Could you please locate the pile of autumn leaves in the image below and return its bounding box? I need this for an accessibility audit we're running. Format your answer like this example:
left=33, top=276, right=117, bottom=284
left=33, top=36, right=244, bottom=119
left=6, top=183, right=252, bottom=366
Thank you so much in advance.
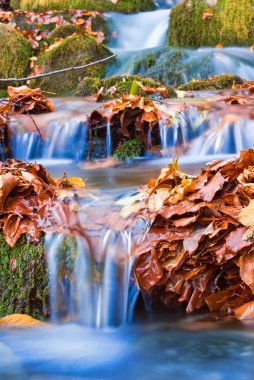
left=0, top=159, right=85, bottom=247
left=134, top=149, right=254, bottom=319
left=0, top=85, right=54, bottom=140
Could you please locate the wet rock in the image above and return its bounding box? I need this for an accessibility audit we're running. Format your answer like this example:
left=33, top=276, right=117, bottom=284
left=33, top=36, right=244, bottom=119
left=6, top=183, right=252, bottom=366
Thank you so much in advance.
left=169, top=0, right=254, bottom=48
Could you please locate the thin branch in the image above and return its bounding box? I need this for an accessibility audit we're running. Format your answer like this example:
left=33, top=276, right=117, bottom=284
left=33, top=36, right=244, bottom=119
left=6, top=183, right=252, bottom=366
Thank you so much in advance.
left=25, top=110, right=43, bottom=142
left=0, top=54, right=117, bottom=82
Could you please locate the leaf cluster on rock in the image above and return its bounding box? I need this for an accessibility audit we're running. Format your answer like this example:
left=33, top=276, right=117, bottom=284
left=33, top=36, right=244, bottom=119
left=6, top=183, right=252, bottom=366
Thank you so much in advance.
left=89, top=95, right=163, bottom=157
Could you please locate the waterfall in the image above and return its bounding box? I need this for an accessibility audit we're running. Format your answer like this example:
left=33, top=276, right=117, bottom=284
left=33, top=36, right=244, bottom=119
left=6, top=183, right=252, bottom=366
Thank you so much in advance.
left=159, top=105, right=208, bottom=157
left=188, top=119, right=254, bottom=156
left=10, top=118, right=88, bottom=161
left=106, top=9, right=170, bottom=51
left=106, top=119, right=112, bottom=158
left=45, top=228, right=138, bottom=328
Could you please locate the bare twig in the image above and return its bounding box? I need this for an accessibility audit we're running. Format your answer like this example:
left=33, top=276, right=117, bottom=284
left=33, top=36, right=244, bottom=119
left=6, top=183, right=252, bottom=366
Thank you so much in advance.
left=0, top=54, right=117, bottom=82
left=25, top=111, right=43, bottom=142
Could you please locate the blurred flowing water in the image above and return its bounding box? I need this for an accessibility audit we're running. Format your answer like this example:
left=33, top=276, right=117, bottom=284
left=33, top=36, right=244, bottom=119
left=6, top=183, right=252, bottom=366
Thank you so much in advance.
left=3, top=2, right=254, bottom=379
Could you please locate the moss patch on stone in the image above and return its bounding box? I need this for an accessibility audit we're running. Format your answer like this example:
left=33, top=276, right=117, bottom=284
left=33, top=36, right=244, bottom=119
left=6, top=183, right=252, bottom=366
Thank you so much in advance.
left=37, top=34, right=112, bottom=95
left=113, top=138, right=144, bottom=160
left=76, top=75, right=177, bottom=99
left=91, top=15, right=111, bottom=43
left=168, top=0, right=254, bottom=48
left=17, top=0, right=155, bottom=13
left=0, top=23, right=31, bottom=89
left=0, top=233, right=48, bottom=319
left=178, top=74, right=244, bottom=91
left=49, top=24, right=82, bottom=39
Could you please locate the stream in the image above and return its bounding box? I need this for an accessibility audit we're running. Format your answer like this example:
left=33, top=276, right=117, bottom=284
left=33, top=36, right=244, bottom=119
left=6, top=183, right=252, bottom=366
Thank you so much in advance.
left=2, top=1, right=254, bottom=379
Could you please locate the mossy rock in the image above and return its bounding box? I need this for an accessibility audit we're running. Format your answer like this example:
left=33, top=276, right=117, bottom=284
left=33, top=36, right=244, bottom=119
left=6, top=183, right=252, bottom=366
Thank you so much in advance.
left=49, top=24, right=82, bottom=39
left=0, top=23, right=31, bottom=89
left=169, top=0, right=254, bottom=48
left=76, top=75, right=177, bottom=99
left=133, top=48, right=185, bottom=87
left=113, top=139, right=144, bottom=160
left=91, top=15, right=111, bottom=43
left=178, top=74, right=244, bottom=91
left=10, top=0, right=21, bottom=8
left=15, top=0, right=155, bottom=13
left=0, top=233, right=48, bottom=319
left=49, top=16, right=110, bottom=41
left=37, top=34, right=113, bottom=95
left=0, top=232, right=84, bottom=320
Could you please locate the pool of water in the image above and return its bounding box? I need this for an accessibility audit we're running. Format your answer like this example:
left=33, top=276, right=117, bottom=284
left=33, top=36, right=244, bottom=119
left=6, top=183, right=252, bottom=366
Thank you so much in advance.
left=1, top=314, right=254, bottom=380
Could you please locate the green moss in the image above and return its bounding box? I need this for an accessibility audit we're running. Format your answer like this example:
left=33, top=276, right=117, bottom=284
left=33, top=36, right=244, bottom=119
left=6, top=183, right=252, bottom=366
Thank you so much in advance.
left=113, top=138, right=144, bottom=160
left=0, top=233, right=48, bottom=319
left=49, top=24, right=82, bottom=39
left=76, top=75, right=176, bottom=99
left=0, top=24, right=31, bottom=89
left=10, top=0, right=21, bottom=8
left=168, top=0, right=254, bottom=48
left=178, top=74, right=244, bottom=91
left=37, top=34, right=112, bottom=95
left=133, top=49, right=185, bottom=87
left=17, top=0, right=155, bottom=13
left=91, top=15, right=111, bottom=43
left=0, top=90, right=8, bottom=98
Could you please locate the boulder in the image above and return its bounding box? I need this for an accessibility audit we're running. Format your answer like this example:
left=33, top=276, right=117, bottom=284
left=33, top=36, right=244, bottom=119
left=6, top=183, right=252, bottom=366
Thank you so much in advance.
left=37, top=33, right=113, bottom=95
left=169, top=0, right=254, bottom=48
left=0, top=23, right=31, bottom=87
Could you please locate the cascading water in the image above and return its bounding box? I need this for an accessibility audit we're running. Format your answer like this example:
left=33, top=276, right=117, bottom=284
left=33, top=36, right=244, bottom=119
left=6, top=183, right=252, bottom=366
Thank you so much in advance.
left=188, top=117, right=254, bottom=156
left=159, top=105, right=208, bottom=157
left=10, top=118, right=89, bottom=161
left=105, top=7, right=171, bottom=76
left=106, top=119, right=112, bottom=158
left=45, top=226, right=138, bottom=328
left=106, top=9, right=170, bottom=51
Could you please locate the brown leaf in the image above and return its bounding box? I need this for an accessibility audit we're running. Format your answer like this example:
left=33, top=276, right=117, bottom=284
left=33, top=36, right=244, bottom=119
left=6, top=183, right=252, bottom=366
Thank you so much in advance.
left=239, top=251, right=254, bottom=293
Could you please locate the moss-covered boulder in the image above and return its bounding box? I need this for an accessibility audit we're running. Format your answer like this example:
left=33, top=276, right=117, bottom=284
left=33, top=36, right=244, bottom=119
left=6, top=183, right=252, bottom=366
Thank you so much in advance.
left=0, top=233, right=48, bottom=319
left=37, top=34, right=113, bottom=95
left=49, top=16, right=110, bottom=42
left=13, top=0, right=155, bottom=13
left=76, top=75, right=177, bottom=99
left=178, top=74, right=244, bottom=91
left=133, top=48, right=185, bottom=87
left=169, top=0, right=254, bottom=48
left=49, top=24, right=82, bottom=39
left=0, top=23, right=31, bottom=87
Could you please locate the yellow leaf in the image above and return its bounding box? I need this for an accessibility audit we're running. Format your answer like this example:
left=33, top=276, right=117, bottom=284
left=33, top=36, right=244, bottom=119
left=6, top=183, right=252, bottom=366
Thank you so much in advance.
left=68, top=177, right=86, bottom=188
left=0, top=314, right=47, bottom=327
